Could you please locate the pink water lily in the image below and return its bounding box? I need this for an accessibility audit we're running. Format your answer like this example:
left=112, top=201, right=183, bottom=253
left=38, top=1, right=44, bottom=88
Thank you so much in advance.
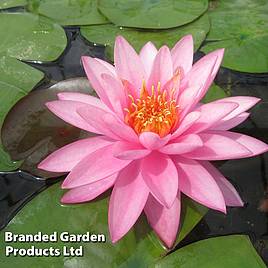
left=38, top=35, right=268, bottom=248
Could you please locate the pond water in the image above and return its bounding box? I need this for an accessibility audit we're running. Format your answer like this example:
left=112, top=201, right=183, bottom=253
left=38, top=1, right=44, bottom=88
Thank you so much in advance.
left=0, top=27, right=268, bottom=264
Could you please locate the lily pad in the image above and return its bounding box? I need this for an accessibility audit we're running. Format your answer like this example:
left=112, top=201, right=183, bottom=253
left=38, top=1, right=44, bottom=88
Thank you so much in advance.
left=1, top=78, right=95, bottom=178
left=201, top=0, right=268, bottom=73
left=0, top=182, right=207, bottom=267
left=154, top=235, right=266, bottom=268
left=81, top=14, right=210, bottom=60
left=27, top=0, right=108, bottom=26
left=0, top=12, right=67, bottom=62
left=0, top=0, right=26, bottom=9
left=0, top=54, right=44, bottom=171
left=98, top=0, right=208, bottom=29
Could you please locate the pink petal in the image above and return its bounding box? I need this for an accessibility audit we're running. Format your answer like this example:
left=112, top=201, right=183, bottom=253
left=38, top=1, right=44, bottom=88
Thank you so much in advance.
left=82, top=56, right=114, bottom=107
left=102, top=113, right=139, bottom=143
left=109, top=161, right=149, bottom=243
left=177, top=85, right=201, bottom=118
left=186, top=102, right=238, bottom=133
left=200, top=161, right=243, bottom=206
left=145, top=193, right=181, bottom=248
left=121, top=79, right=138, bottom=99
left=38, top=136, right=113, bottom=172
left=139, top=41, right=158, bottom=79
left=147, top=46, right=173, bottom=92
left=57, top=92, right=107, bottom=110
left=162, top=69, right=182, bottom=100
left=46, top=100, right=99, bottom=133
left=210, top=49, right=225, bottom=76
left=214, top=131, right=268, bottom=157
left=174, top=156, right=226, bottom=213
left=77, top=105, right=119, bottom=140
left=61, top=173, right=117, bottom=204
left=62, top=144, right=131, bottom=189
left=181, top=49, right=224, bottom=106
left=139, top=132, right=171, bottom=150
left=213, top=96, right=260, bottom=121
left=141, top=152, right=178, bottom=208
left=160, top=134, right=203, bottom=154
left=113, top=141, right=151, bottom=160
left=171, top=111, right=201, bottom=139
left=204, top=49, right=225, bottom=93
left=183, top=132, right=251, bottom=160
left=94, top=58, right=116, bottom=76
left=114, top=36, right=145, bottom=92
left=171, top=35, right=193, bottom=75
left=213, top=112, right=250, bottom=130
left=101, top=73, right=127, bottom=119
left=182, top=53, right=217, bottom=91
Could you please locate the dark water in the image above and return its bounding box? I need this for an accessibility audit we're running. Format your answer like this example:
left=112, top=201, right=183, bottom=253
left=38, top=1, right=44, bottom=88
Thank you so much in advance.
left=1, top=26, right=268, bottom=264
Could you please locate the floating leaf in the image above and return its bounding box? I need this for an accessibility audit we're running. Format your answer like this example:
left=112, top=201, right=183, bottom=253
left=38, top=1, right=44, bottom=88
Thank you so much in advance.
left=0, top=183, right=164, bottom=267
left=202, top=84, right=228, bottom=103
left=0, top=146, right=20, bottom=172
left=81, top=14, right=210, bottom=60
left=201, top=0, right=268, bottom=73
left=98, top=0, right=208, bottom=29
left=2, top=78, right=95, bottom=178
left=155, top=235, right=266, bottom=268
left=0, top=182, right=207, bottom=267
left=0, top=12, right=67, bottom=62
left=0, top=54, right=44, bottom=171
left=0, top=0, right=26, bottom=9
left=27, top=0, right=108, bottom=26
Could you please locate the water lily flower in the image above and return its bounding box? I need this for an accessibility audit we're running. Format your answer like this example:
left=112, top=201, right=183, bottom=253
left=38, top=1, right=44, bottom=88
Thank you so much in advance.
left=38, top=35, right=268, bottom=248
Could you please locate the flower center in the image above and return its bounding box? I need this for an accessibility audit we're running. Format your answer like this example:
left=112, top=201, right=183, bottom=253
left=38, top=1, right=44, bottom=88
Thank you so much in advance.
left=124, top=81, right=179, bottom=137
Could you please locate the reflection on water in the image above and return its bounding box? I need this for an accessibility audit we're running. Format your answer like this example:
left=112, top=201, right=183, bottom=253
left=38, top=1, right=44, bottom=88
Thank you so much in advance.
left=0, top=171, right=47, bottom=230
left=0, top=27, right=268, bottom=264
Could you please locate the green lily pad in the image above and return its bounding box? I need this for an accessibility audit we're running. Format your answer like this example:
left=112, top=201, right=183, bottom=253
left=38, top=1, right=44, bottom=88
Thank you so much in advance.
left=0, top=145, right=21, bottom=171
left=81, top=14, right=210, bottom=60
left=0, top=0, right=26, bottom=9
left=1, top=78, right=95, bottom=178
left=27, top=0, right=108, bottom=26
left=0, top=12, right=67, bottom=62
left=0, top=183, right=206, bottom=267
left=0, top=54, right=44, bottom=171
left=202, top=84, right=229, bottom=103
left=98, top=0, right=208, bottom=29
left=201, top=0, right=268, bottom=73
left=154, top=235, right=266, bottom=268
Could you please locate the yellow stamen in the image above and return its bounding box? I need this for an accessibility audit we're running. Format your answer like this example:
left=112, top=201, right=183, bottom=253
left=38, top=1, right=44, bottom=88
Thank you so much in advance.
left=124, top=82, right=179, bottom=137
